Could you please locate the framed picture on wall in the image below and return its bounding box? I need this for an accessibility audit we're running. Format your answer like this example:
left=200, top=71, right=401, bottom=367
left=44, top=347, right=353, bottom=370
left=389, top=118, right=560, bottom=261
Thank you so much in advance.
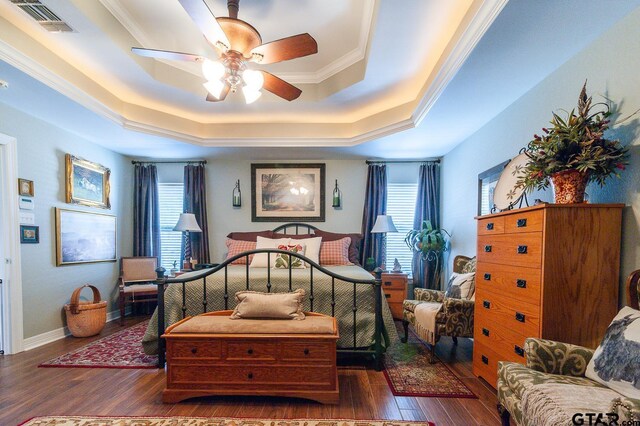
left=20, top=225, right=39, bottom=244
left=18, top=178, right=34, bottom=197
left=65, top=154, right=111, bottom=209
left=55, top=208, right=117, bottom=266
left=251, top=163, right=326, bottom=222
left=478, top=160, right=509, bottom=215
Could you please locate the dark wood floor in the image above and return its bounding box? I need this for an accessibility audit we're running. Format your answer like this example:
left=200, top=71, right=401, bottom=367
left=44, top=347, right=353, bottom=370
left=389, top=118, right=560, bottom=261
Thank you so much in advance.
left=0, top=317, right=502, bottom=425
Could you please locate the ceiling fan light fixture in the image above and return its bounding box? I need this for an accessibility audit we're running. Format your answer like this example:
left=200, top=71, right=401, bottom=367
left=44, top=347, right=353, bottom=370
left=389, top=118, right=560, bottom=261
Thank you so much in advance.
left=201, top=59, right=225, bottom=81
left=204, top=80, right=226, bottom=99
left=242, top=86, right=262, bottom=104
left=243, top=69, right=264, bottom=90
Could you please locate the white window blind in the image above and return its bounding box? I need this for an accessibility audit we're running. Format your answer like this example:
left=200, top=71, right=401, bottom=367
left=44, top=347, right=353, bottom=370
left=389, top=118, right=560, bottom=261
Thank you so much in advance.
left=385, top=183, right=418, bottom=276
left=158, top=183, right=184, bottom=271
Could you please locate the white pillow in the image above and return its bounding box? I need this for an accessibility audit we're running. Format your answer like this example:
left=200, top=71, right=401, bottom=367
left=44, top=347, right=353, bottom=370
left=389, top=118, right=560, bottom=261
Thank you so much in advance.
left=249, top=236, right=290, bottom=268
left=444, top=272, right=475, bottom=300
left=292, top=236, right=322, bottom=265
left=585, top=306, right=640, bottom=399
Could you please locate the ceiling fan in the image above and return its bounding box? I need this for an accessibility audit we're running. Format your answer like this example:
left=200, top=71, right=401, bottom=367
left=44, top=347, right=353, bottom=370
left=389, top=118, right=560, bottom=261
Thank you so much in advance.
left=131, top=0, right=318, bottom=104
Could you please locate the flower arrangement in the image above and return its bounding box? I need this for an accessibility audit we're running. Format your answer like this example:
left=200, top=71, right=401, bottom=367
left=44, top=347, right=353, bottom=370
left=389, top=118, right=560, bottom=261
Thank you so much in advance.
left=516, top=82, right=629, bottom=199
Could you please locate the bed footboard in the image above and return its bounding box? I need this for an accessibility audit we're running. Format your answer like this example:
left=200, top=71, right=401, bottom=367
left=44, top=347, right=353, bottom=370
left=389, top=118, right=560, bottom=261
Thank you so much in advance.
left=154, top=249, right=386, bottom=370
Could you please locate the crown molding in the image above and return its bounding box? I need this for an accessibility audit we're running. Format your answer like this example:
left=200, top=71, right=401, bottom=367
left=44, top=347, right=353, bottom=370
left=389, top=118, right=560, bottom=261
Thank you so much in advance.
left=100, top=0, right=377, bottom=85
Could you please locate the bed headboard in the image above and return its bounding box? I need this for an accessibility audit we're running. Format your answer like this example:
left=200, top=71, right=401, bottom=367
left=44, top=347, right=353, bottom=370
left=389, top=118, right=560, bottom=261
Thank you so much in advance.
left=272, top=223, right=320, bottom=235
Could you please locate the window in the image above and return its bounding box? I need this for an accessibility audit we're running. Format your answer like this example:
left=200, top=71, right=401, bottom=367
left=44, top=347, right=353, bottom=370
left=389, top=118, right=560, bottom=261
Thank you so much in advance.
left=385, top=183, right=418, bottom=276
left=158, top=183, right=183, bottom=271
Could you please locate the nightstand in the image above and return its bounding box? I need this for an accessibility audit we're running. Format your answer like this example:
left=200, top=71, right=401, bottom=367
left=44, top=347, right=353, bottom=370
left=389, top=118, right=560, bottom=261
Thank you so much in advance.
left=380, top=272, right=408, bottom=320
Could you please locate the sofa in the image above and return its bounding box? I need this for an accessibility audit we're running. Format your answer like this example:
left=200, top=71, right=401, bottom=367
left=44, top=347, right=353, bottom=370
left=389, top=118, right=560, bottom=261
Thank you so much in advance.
left=497, top=269, right=640, bottom=426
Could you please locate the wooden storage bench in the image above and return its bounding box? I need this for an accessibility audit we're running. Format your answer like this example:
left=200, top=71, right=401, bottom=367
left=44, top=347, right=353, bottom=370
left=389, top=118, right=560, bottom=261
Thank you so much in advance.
left=162, top=310, right=340, bottom=404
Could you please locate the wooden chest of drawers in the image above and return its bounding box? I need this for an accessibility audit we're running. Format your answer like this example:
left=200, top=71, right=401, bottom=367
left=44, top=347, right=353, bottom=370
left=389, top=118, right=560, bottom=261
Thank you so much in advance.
left=162, top=311, right=339, bottom=404
left=473, top=204, right=623, bottom=387
left=381, top=272, right=408, bottom=320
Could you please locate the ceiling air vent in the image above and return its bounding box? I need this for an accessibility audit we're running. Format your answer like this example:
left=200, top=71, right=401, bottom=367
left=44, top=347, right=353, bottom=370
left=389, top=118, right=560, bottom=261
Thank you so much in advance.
left=9, top=0, right=74, bottom=32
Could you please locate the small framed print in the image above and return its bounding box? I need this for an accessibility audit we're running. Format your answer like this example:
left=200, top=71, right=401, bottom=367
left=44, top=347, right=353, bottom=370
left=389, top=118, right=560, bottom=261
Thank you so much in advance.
left=18, top=178, right=34, bottom=197
left=20, top=225, right=39, bottom=244
left=65, top=154, right=111, bottom=209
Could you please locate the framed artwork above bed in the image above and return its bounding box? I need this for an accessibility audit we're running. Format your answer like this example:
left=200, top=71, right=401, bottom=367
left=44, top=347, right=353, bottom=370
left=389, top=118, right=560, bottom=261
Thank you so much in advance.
left=251, top=163, right=325, bottom=222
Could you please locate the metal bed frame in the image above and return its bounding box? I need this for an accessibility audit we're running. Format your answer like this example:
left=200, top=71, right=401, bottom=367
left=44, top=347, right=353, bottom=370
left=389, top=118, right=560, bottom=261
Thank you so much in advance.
left=153, top=223, right=384, bottom=370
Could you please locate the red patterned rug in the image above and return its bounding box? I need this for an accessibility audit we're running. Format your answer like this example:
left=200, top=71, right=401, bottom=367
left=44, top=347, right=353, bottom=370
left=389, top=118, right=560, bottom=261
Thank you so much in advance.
left=39, top=320, right=157, bottom=369
left=383, top=322, right=476, bottom=398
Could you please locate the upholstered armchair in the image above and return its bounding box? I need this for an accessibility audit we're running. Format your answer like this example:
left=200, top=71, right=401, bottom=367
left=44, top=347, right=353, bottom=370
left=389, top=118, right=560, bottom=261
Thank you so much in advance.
left=401, top=255, right=476, bottom=361
left=118, top=256, right=159, bottom=325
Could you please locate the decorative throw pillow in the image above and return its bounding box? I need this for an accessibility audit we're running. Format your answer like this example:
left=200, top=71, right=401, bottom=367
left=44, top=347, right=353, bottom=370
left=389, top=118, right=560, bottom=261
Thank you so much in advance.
left=319, top=237, right=353, bottom=266
left=274, top=243, right=306, bottom=269
left=585, top=306, right=640, bottom=399
left=314, top=230, right=363, bottom=265
left=249, top=237, right=291, bottom=268
left=288, top=236, right=322, bottom=265
left=225, top=239, right=256, bottom=265
left=226, top=230, right=274, bottom=241
left=444, top=272, right=475, bottom=299
left=230, top=289, right=306, bottom=320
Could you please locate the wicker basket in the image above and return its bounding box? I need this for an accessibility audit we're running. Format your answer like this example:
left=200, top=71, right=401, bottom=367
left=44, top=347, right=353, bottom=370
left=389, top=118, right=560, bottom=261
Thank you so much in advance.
left=64, top=285, right=107, bottom=337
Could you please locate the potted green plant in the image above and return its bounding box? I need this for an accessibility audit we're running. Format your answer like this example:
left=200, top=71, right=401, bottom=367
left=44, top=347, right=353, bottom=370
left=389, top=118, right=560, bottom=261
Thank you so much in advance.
left=405, top=220, right=451, bottom=288
left=516, top=82, right=629, bottom=203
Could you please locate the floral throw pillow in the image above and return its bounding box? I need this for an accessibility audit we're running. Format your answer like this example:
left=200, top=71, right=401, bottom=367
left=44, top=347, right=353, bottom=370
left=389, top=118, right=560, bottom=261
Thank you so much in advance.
left=274, top=243, right=306, bottom=269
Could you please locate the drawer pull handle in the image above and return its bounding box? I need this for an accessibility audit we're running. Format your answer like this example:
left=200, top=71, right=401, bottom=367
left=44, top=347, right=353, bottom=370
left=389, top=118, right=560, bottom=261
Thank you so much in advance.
left=514, top=345, right=525, bottom=357
left=517, top=245, right=528, bottom=254
left=483, top=300, right=491, bottom=309
left=191, top=347, right=197, bottom=354
left=516, top=279, right=527, bottom=288
left=384, top=281, right=392, bottom=286
left=484, top=273, right=491, bottom=281
left=247, top=372, right=253, bottom=379
left=517, top=218, right=527, bottom=228
left=247, top=348, right=254, bottom=355
left=515, top=312, right=526, bottom=322
left=484, top=245, right=492, bottom=253
left=486, top=223, right=494, bottom=230
left=481, top=355, right=488, bottom=365
left=304, top=348, right=310, bottom=355
left=482, top=328, right=490, bottom=337
left=385, top=294, right=391, bottom=299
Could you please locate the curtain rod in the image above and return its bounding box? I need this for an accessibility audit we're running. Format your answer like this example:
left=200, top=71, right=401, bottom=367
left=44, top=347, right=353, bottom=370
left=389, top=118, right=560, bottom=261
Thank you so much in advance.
left=365, top=159, right=440, bottom=164
left=131, top=160, right=207, bottom=165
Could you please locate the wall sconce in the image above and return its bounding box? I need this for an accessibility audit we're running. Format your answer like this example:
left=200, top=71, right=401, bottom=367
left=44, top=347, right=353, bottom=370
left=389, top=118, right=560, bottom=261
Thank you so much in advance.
left=332, top=179, right=342, bottom=208
left=232, top=179, right=241, bottom=207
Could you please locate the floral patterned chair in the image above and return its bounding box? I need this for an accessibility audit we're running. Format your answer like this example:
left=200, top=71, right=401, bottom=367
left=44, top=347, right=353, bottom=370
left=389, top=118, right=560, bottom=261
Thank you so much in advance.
left=401, top=255, right=476, bottom=361
left=497, top=269, right=640, bottom=426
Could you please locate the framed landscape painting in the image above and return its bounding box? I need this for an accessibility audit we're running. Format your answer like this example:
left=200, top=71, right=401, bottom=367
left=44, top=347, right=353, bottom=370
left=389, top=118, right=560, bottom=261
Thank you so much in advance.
left=55, top=208, right=117, bottom=266
left=251, top=163, right=325, bottom=222
left=65, top=154, right=111, bottom=209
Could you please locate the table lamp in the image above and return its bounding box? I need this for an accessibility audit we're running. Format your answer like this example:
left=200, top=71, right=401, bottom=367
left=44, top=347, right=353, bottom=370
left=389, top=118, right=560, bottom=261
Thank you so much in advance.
left=173, top=213, right=202, bottom=270
left=370, top=214, right=398, bottom=271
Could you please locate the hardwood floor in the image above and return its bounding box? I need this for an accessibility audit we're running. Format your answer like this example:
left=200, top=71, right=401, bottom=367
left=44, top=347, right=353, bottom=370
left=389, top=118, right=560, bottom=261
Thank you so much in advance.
left=0, top=317, right=501, bottom=425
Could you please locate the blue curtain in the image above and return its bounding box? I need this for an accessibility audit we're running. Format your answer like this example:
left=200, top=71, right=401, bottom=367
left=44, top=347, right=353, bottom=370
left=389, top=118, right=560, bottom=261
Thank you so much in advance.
left=360, top=164, right=387, bottom=266
left=133, top=164, right=161, bottom=264
left=183, top=164, right=210, bottom=264
left=412, top=162, right=441, bottom=289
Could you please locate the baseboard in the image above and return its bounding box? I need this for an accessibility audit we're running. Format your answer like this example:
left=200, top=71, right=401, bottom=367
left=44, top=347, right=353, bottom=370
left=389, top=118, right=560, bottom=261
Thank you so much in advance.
left=23, top=310, right=120, bottom=352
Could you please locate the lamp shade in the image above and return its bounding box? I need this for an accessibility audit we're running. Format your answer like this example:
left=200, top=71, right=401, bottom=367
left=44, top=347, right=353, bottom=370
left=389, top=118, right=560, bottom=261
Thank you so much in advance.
left=173, top=213, right=202, bottom=233
left=370, top=215, right=398, bottom=233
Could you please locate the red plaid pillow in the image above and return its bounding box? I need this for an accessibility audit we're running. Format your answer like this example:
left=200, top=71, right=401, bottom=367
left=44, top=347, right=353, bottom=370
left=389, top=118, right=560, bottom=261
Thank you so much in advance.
left=319, top=237, right=353, bottom=266
left=225, top=239, right=256, bottom=264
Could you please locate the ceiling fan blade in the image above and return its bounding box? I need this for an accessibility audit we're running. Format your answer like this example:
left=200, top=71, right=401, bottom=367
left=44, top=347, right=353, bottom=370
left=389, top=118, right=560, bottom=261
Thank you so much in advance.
left=131, top=47, right=203, bottom=62
left=261, top=71, right=302, bottom=101
left=250, top=33, right=317, bottom=64
left=178, top=0, right=231, bottom=51
left=205, top=84, right=231, bottom=102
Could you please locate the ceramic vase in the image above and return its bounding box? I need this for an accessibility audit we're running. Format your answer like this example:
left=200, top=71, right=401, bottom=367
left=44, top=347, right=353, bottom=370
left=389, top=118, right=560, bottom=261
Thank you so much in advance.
left=550, top=169, right=589, bottom=204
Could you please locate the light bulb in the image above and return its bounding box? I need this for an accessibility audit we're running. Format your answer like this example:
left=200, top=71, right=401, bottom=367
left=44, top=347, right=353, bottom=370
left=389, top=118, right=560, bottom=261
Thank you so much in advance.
left=201, top=59, right=225, bottom=81
left=204, top=80, right=225, bottom=99
left=243, top=69, right=264, bottom=90
left=242, top=86, right=262, bottom=104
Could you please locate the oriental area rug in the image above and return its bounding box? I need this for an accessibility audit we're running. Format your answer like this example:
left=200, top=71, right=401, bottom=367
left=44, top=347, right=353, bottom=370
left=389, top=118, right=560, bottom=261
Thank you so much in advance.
left=20, top=417, right=436, bottom=426
left=38, top=320, right=157, bottom=369
left=382, top=322, right=476, bottom=398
